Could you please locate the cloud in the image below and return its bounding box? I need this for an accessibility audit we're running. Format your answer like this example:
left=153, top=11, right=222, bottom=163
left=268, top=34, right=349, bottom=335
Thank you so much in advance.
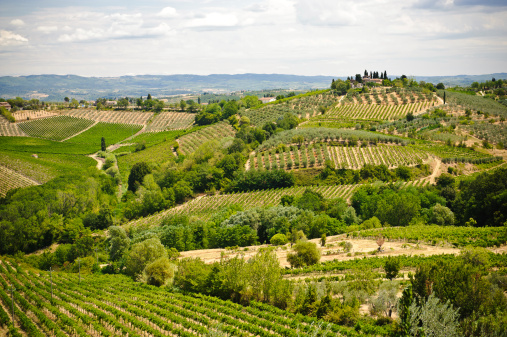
left=0, top=30, right=28, bottom=46
left=10, top=19, right=25, bottom=26
left=157, top=7, right=177, bottom=18
left=295, top=0, right=358, bottom=26
left=37, top=25, right=58, bottom=34
left=413, top=0, right=507, bottom=10
left=186, top=12, right=239, bottom=28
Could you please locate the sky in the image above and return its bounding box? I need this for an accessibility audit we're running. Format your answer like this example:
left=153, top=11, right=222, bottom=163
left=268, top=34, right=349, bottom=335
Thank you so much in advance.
left=0, top=0, right=506, bottom=77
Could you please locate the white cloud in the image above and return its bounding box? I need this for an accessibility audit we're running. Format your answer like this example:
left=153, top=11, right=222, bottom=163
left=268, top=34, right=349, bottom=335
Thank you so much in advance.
left=37, top=25, right=58, bottom=34
left=157, top=7, right=177, bottom=18
left=58, top=28, right=104, bottom=42
left=295, top=0, right=359, bottom=26
left=0, top=30, right=28, bottom=46
left=10, top=19, right=25, bottom=26
left=186, top=12, right=239, bottom=28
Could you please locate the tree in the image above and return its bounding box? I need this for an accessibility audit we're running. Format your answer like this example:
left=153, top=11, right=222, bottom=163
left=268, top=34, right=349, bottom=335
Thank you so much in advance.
left=408, top=294, right=460, bottom=337
left=270, top=233, right=288, bottom=246
left=125, top=237, right=167, bottom=278
left=109, top=226, right=130, bottom=261
left=287, top=241, right=320, bottom=268
left=117, top=98, right=129, bottom=110
left=64, top=97, right=70, bottom=102
left=436, top=83, right=445, bottom=90
left=127, top=162, right=151, bottom=192
left=429, top=203, right=455, bottom=226
left=180, top=100, right=187, bottom=111
left=147, top=93, right=152, bottom=100
left=142, top=257, right=175, bottom=287
left=101, top=137, right=106, bottom=151
left=384, top=256, right=400, bottom=280
left=406, top=112, right=414, bottom=121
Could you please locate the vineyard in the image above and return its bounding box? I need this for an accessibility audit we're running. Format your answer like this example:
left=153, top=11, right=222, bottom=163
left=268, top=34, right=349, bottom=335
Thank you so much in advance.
left=0, top=149, right=96, bottom=183
left=325, top=101, right=433, bottom=121
left=178, top=121, right=236, bottom=155
left=415, top=143, right=492, bottom=160
left=0, top=165, right=37, bottom=196
left=64, top=109, right=154, bottom=125
left=250, top=144, right=428, bottom=171
left=0, top=260, right=362, bottom=337
left=0, top=123, right=26, bottom=137
left=12, top=110, right=57, bottom=122
left=438, top=90, right=507, bottom=118
left=245, top=90, right=340, bottom=126
left=65, top=122, right=143, bottom=147
left=258, top=128, right=406, bottom=151
left=145, top=112, right=195, bottom=132
left=350, top=225, right=507, bottom=248
left=18, top=116, right=95, bottom=141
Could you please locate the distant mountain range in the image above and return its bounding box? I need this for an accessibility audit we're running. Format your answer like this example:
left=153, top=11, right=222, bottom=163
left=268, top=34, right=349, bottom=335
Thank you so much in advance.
left=0, top=73, right=505, bottom=101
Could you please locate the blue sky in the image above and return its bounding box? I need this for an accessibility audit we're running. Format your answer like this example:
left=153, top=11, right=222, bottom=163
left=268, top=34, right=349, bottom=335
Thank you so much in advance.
left=0, top=0, right=506, bottom=77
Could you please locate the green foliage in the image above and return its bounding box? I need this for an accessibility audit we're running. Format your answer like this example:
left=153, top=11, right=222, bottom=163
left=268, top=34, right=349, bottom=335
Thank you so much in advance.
left=124, top=237, right=168, bottom=279
left=127, top=162, right=151, bottom=192
left=109, top=226, right=131, bottom=261
left=142, top=257, right=175, bottom=287
left=383, top=257, right=401, bottom=280
left=270, top=233, right=288, bottom=246
left=287, top=241, right=321, bottom=268
left=228, top=169, right=295, bottom=192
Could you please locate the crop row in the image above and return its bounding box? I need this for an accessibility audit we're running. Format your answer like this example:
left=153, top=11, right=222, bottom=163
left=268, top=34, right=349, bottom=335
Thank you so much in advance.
left=245, top=91, right=340, bottom=126
left=145, top=112, right=195, bottom=132
left=0, top=165, right=37, bottom=196
left=64, top=109, right=154, bottom=125
left=251, top=144, right=427, bottom=171
left=126, top=184, right=361, bottom=228
left=0, top=124, right=26, bottom=137
left=350, top=225, right=507, bottom=248
left=0, top=260, right=362, bottom=337
left=65, top=122, right=143, bottom=148
left=18, top=116, right=95, bottom=141
left=13, top=110, right=57, bottom=122
left=178, top=121, right=235, bottom=155
left=327, top=101, right=434, bottom=121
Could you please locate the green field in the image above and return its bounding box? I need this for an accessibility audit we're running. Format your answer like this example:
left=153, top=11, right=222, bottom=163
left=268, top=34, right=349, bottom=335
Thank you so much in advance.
left=0, top=261, right=361, bottom=337
left=0, top=149, right=96, bottom=183
left=18, top=115, right=94, bottom=141
left=65, top=122, right=143, bottom=149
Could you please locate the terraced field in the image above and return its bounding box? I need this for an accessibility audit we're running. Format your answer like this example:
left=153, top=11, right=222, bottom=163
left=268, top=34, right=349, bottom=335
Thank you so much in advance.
left=178, top=121, right=236, bottom=155
left=12, top=110, right=57, bottom=122
left=145, top=111, right=195, bottom=132
left=325, top=101, right=434, bottom=120
left=0, top=165, right=37, bottom=196
left=0, top=260, right=361, bottom=337
left=251, top=144, right=428, bottom=170
left=18, top=115, right=95, bottom=141
left=64, top=109, right=153, bottom=125
left=0, top=123, right=26, bottom=137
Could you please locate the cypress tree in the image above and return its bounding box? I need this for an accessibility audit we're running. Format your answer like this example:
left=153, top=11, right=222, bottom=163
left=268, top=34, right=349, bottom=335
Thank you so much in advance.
left=101, top=137, right=106, bottom=151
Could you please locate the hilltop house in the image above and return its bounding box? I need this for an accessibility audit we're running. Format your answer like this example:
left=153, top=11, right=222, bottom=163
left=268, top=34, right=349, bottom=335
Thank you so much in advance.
left=362, top=76, right=383, bottom=85
left=0, top=102, right=11, bottom=110
left=260, top=97, right=276, bottom=104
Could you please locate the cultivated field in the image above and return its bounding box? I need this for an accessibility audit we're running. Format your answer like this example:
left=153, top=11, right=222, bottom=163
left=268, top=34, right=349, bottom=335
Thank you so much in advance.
left=12, top=110, right=57, bottom=122
left=64, top=109, right=153, bottom=125
left=145, top=111, right=195, bottom=132
left=0, top=165, right=37, bottom=196
left=0, top=260, right=358, bottom=337
left=18, top=116, right=95, bottom=141
left=250, top=144, right=428, bottom=170
left=326, top=101, right=433, bottom=120
left=178, top=121, right=236, bottom=155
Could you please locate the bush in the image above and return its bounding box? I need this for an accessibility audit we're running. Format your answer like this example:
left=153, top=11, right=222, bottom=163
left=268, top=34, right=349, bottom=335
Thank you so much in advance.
left=141, top=257, right=175, bottom=287
left=270, top=233, right=288, bottom=246
left=287, top=241, right=320, bottom=268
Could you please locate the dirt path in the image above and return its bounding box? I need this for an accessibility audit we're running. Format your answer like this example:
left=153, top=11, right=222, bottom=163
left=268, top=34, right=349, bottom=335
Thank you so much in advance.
left=179, top=235, right=462, bottom=269
left=60, top=121, right=98, bottom=142
left=88, top=153, right=105, bottom=170
left=429, top=156, right=442, bottom=185
left=107, top=143, right=134, bottom=152
left=244, top=150, right=256, bottom=170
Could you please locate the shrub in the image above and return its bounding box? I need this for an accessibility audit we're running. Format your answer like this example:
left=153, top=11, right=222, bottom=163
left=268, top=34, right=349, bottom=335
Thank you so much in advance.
left=287, top=241, right=320, bottom=268
left=270, top=233, right=288, bottom=246
left=141, top=257, right=175, bottom=287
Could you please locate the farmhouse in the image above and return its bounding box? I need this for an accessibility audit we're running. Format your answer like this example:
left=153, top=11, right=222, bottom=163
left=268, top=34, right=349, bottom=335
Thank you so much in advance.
left=260, top=97, right=276, bottom=104
left=105, top=100, right=117, bottom=106
left=362, top=76, right=383, bottom=85
left=0, top=102, right=11, bottom=110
